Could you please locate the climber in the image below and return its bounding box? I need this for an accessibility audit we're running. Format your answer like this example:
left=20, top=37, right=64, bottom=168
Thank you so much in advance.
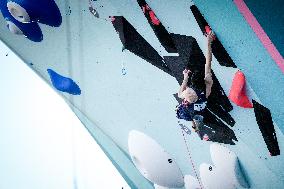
left=177, top=31, right=215, bottom=130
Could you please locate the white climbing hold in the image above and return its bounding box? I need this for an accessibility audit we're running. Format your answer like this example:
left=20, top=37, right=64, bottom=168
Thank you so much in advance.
left=184, top=175, right=202, bottom=189
left=154, top=184, right=170, bottom=189
left=6, top=21, right=23, bottom=35
left=210, top=144, right=249, bottom=188
left=7, top=1, right=31, bottom=23
left=200, top=144, right=249, bottom=189
left=128, top=130, right=184, bottom=188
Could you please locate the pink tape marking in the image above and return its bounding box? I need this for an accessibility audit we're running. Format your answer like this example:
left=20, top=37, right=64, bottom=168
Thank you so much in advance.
left=234, top=0, right=284, bottom=73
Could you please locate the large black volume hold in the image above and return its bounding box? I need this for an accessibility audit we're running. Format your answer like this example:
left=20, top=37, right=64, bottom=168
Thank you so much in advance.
left=137, top=0, right=177, bottom=53
left=112, top=16, right=171, bottom=75
left=253, top=100, right=280, bottom=156
left=190, top=5, right=237, bottom=68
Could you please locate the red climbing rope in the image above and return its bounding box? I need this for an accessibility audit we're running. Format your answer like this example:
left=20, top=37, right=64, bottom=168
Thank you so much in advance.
left=181, top=129, right=204, bottom=189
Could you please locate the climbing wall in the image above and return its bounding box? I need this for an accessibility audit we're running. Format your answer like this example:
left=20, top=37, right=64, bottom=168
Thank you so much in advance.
left=0, top=0, right=284, bottom=189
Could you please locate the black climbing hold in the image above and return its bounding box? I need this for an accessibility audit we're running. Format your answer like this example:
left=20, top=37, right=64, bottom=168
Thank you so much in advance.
left=252, top=100, right=280, bottom=156
left=209, top=166, right=212, bottom=171
left=190, top=5, right=208, bottom=34
left=190, top=5, right=237, bottom=68
left=191, top=108, right=238, bottom=145
left=207, top=100, right=235, bottom=127
left=168, top=159, right=173, bottom=163
left=170, top=34, right=205, bottom=72
left=112, top=16, right=171, bottom=75
left=137, top=0, right=177, bottom=53
left=164, top=56, right=188, bottom=85
left=208, top=72, right=233, bottom=113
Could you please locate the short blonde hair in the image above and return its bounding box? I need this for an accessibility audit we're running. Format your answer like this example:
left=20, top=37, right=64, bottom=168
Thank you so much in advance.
left=184, top=87, right=198, bottom=103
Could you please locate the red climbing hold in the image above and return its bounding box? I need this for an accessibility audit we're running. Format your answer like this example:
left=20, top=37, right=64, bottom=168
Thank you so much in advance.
left=149, top=10, right=160, bottom=25
left=205, top=25, right=211, bottom=35
left=141, top=4, right=160, bottom=25
left=109, top=16, right=115, bottom=22
left=142, top=6, right=146, bottom=13
left=205, top=25, right=216, bottom=40
left=229, top=70, right=253, bottom=108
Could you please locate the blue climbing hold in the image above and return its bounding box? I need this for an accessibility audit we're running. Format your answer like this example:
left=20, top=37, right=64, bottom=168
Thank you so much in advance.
left=47, top=69, right=81, bottom=95
left=6, top=0, right=62, bottom=27
left=0, top=0, right=43, bottom=42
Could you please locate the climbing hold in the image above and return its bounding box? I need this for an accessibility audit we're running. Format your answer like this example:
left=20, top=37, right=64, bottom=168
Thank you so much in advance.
left=137, top=0, right=177, bottom=53
left=149, top=10, right=160, bottom=25
left=121, top=62, right=127, bottom=75
left=112, top=16, right=170, bottom=74
left=200, top=144, right=249, bottom=189
left=252, top=100, right=280, bottom=156
left=190, top=5, right=237, bottom=68
left=228, top=70, right=253, bottom=108
left=154, top=184, right=169, bottom=189
left=204, top=25, right=216, bottom=40
left=47, top=69, right=81, bottom=95
left=7, top=0, right=62, bottom=27
left=109, top=16, right=115, bottom=22
left=7, top=1, right=30, bottom=23
left=0, top=1, right=43, bottom=42
left=184, top=175, right=201, bottom=189
left=6, top=21, right=23, bottom=35
left=205, top=26, right=211, bottom=35
left=121, top=68, right=127, bottom=75
left=128, top=130, right=184, bottom=188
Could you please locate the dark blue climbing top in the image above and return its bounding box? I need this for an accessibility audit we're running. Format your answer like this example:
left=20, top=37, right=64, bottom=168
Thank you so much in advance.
left=176, top=90, right=207, bottom=121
